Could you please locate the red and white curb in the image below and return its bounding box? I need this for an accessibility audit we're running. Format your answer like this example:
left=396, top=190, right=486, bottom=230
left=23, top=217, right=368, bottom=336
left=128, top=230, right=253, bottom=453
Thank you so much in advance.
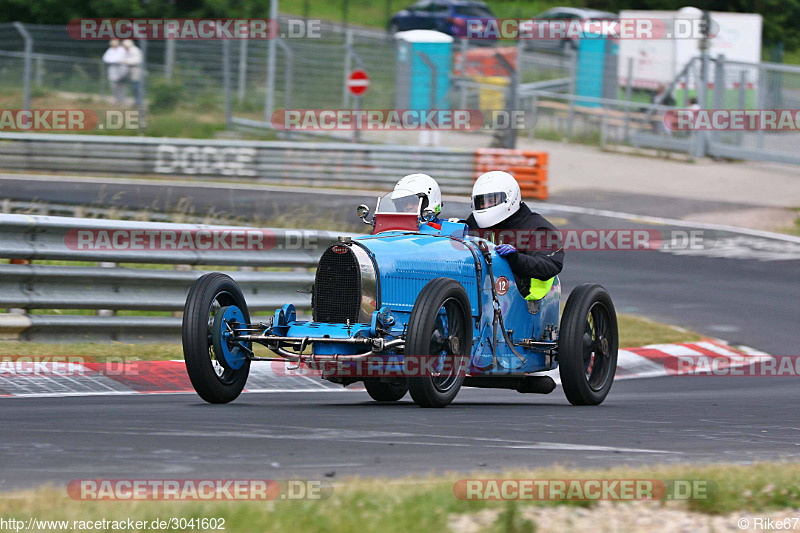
left=0, top=340, right=772, bottom=398
left=550, top=339, right=771, bottom=383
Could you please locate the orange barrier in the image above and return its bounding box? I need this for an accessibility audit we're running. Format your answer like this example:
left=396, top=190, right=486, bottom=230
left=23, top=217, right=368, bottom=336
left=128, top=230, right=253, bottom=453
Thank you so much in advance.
left=474, top=149, right=548, bottom=200
left=453, top=46, right=518, bottom=77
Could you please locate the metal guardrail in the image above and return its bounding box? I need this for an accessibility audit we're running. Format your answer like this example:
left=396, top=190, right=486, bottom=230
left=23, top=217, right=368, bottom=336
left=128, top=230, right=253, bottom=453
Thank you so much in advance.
left=0, top=133, right=479, bottom=195
left=0, top=214, right=349, bottom=343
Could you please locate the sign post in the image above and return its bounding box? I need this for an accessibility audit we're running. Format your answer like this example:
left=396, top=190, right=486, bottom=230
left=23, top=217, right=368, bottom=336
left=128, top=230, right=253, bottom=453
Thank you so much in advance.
left=346, top=69, right=370, bottom=142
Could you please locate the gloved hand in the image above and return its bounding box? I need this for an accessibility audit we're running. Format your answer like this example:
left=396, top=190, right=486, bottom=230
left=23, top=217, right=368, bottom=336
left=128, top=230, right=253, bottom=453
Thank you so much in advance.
left=495, top=244, right=517, bottom=256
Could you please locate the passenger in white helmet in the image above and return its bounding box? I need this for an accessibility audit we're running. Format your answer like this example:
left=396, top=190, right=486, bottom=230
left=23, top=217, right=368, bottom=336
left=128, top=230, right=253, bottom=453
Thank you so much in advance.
left=467, top=171, right=564, bottom=299
left=390, top=173, right=444, bottom=226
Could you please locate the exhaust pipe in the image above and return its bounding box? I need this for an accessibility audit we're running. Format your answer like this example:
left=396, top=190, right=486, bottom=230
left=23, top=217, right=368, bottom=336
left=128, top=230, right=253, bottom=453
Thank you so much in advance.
left=463, top=375, right=556, bottom=394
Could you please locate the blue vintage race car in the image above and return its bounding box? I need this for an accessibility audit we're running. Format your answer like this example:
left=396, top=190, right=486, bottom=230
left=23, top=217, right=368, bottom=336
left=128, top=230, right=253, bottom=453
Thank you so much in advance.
left=182, top=193, right=618, bottom=408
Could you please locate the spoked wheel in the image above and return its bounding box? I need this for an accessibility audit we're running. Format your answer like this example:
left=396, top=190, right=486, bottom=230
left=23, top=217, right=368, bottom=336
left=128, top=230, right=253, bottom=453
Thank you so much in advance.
left=406, top=278, right=473, bottom=408
left=558, top=284, right=618, bottom=406
left=182, top=273, right=252, bottom=404
left=364, top=378, right=408, bottom=402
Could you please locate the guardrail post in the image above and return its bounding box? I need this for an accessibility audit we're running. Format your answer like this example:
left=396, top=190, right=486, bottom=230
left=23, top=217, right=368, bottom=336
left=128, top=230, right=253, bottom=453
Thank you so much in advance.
left=223, top=38, right=232, bottom=130
left=342, top=29, right=353, bottom=108
left=97, top=262, right=118, bottom=317
left=623, top=57, right=633, bottom=143
left=275, top=39, right=294, bottom=110
left=737, top=70, right=747, bottom=147
left=489, top=51, right=518, bottom=149
left=99, top=61, right=107, bottom=95
left=13, top=22, right=32, bottom=110
left=35, top=54, right=43, bottom=86
left=691, top=59, right=704, bottom=159
left=8, top=258, right=30, bottom=315
left=264, top=0, right=278, bottom=122
left=710, top=55, right=726, bottom=155
left=567, top=49, right=577, bottom=140
left=138, top=39, right=147, bottom=132
left=756, top=63, right=766, bottom=150
left=600, top=107, right=608, bottom=149
left=165, top=38, right=175, bottom=82
left=237, top=39, right=248, bottom=103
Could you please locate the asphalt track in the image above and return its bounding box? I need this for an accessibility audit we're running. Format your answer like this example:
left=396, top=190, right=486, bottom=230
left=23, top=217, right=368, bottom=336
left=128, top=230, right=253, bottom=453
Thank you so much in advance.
left=2, top=377, right=799, bottom=491
left=1, top=173, right=799, bottom=490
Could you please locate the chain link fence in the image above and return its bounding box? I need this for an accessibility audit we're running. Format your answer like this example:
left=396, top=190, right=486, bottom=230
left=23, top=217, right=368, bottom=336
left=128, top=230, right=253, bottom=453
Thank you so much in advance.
left=2, top=21, right=800, bottom=163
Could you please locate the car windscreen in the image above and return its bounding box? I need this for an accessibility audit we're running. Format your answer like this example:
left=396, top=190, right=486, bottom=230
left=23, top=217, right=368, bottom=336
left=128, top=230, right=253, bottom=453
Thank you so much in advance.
left=376, top=192, right=422, bottom=215
left=454, top=4, right=494, bottom=17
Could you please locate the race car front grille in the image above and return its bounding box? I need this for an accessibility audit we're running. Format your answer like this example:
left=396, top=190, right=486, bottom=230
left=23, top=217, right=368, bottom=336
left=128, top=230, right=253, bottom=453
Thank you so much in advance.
left=313, top=245, right=362, bottom=324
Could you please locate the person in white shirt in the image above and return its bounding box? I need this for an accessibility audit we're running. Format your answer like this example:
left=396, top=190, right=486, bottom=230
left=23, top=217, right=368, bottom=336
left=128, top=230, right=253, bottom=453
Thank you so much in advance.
left=102, top=39, right=127, bottom=105
left=122, top=39, right=143, bottom=108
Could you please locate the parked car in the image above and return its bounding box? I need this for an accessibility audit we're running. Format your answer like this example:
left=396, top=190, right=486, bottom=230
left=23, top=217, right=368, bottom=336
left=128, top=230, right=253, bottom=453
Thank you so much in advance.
left=526, top=7, right=618, bottom=52
left=388, top=0, right=496, bottom=39
left=182, top=194, right=619, bottom=408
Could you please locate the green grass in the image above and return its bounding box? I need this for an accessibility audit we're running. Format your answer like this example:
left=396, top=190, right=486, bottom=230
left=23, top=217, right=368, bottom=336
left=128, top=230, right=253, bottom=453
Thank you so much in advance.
left=618, top=314, right=701, bottom=347
left=781, top=209, right=800, bottom=235
left=0, top=341, right=183, bottom=361
left=784, top=48, right=800, bottom=65
left=2, top=462, right=800, bottom=532
left=531, top=127, right=603, bottom=147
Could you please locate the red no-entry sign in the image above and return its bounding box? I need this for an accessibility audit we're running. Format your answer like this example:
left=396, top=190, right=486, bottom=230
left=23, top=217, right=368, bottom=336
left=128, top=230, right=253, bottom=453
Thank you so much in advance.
left=346, top=69, right=370, bottom=96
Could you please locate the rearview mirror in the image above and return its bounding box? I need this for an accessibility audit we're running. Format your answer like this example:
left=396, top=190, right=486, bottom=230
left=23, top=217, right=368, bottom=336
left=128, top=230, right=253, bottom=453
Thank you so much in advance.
left=421, top=208, right=436, bottom=223
left=356, top=204, right=372, bottom=225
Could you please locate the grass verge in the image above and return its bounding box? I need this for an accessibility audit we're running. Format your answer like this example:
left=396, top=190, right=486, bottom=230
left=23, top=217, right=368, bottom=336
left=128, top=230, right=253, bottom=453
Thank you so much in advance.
left=0, top=313, right=701, bottom=362
left=780, top=209, right=800, bottom=236
left=1, top=462, right=800, bottom=533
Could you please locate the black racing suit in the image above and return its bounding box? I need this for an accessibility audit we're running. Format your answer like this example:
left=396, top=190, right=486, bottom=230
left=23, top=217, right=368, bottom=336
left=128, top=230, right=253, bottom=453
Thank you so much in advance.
left=466, top=202, right=564, bottom=298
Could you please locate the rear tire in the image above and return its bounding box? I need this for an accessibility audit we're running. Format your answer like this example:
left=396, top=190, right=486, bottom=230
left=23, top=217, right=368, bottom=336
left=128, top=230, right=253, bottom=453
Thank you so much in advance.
left=364, top=378, right=408, bottom=402
left=558, top=284, right=618, bottom=406
left=182, top=273, right=251, bottom=404
left=406, top=278, right=473, bottom=408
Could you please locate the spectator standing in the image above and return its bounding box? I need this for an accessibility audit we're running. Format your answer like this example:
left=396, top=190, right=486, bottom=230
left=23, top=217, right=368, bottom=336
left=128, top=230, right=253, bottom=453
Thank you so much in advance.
left=102, top=39, right=127, bottom=105
left=122, top=39, right=143, bottom=109
left=653, top=84, right=675, bottom=107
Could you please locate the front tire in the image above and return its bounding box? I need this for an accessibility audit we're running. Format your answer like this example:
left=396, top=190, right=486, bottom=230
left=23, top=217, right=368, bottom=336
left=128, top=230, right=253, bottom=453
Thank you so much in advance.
left=558, top=284, right=618, bottom=405
left=406, top=278, right=473, bottom=408
left=182, top=273, right=251, bottom=404
left=364, top=378, right=408, bottom=402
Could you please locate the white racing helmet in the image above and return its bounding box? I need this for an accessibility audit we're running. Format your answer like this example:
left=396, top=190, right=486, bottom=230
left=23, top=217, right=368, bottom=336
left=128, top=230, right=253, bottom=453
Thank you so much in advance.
left=471, top=171, right=521, bottom=228
left=390, top=173, right=443, bottom=214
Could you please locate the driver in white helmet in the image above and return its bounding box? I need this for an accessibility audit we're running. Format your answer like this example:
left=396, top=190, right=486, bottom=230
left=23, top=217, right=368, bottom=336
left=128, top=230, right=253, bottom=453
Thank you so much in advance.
left=390, top=173, right=444, bottom=227
left=467, top=171, right=564, bottom=299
